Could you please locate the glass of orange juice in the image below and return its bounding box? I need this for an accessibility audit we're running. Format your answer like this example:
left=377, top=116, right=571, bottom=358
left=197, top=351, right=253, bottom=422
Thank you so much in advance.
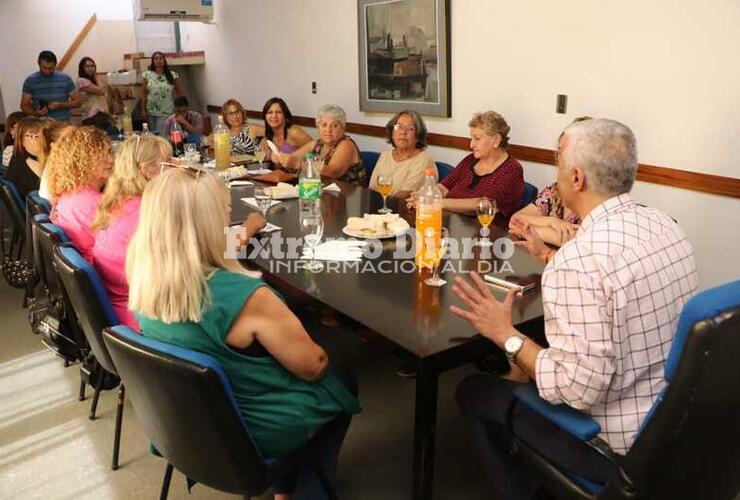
left=377, top=174, right=393, bottom=214
left=476, top=197, right=496, bottom=247
left=424, top=231, right=449, bottom=287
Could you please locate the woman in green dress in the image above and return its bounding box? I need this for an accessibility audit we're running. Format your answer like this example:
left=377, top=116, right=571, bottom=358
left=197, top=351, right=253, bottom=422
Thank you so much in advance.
left=126, top=167, right=360, bottom=499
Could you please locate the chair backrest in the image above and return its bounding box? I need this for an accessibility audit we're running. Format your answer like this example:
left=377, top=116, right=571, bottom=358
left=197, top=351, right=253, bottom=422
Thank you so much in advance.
left=521, top=182, right=538, bottom=208
left=615, top=281, right=740, bottom=500
left=435, top=161, right=454, bottom=181
left=31, top=214, right=69, bottom=297
left=103, top=326, right=271, bottom=495
left=0, top=177, right=25, bottom=232
left=27, top=190, right=51, bottom=217
left=53, top=245, right=119, bottom=375
left=360, top=151, right=380, bottom=181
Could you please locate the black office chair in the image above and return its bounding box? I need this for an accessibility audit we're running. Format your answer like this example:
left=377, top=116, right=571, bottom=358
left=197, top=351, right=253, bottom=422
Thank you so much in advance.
left=30, top=214, right=88, bottom=370
left=24, top=191, right=51, bottom=307
left=103, top=325, right=339, bottom=499
left=521, top=182, right=538, bottom=208
left=0, top=178, right=32, bottom=292
left=505, top=280, right=740, bottom=499
left=53, top=244, right=126, bottom=470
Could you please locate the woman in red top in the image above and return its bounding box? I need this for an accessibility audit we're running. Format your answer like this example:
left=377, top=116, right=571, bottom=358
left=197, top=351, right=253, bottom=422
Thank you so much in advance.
left=408, top=111, right=524, bottom=217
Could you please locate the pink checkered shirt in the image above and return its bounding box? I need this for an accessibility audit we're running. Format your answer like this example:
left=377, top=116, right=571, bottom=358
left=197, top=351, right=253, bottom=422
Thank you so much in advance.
left=535, top=193, right=698, bottom=454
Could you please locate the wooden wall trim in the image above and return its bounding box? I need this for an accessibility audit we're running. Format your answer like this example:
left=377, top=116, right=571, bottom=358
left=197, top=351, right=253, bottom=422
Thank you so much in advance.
left=207, top=105, right=740, bottom=199
left=58, top=14, right=97, bottom=71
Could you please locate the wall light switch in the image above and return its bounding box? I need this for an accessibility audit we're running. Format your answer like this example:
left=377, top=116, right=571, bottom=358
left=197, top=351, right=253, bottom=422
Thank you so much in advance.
left=556, top=94, right=568, bottom=114
left=312, top=81, right=317, bottom=94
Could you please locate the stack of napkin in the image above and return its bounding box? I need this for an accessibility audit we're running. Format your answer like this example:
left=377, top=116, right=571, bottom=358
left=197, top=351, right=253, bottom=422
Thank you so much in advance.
left=301, top=240, right=368, bottom=262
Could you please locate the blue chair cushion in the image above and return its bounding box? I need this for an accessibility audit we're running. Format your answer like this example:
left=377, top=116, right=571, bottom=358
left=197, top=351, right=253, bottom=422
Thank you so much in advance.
left=39, top=221, right=70, bottom=243
left=522, top=182, right=538, bottom=207
left=57, top=246, right=118, bottom=325
left=360, top=151, right=380, bottom=180
left=665, top=280, right=740, bottom=381
left=108, top=325, right=272, bottom=463
left=513, top=383, right=601, bottom=441
left=435, top=161, right=454, bottom=181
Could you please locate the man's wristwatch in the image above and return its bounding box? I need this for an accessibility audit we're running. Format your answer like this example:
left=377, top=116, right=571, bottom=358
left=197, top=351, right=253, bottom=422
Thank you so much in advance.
left=504, top=335, right=526, bottom=363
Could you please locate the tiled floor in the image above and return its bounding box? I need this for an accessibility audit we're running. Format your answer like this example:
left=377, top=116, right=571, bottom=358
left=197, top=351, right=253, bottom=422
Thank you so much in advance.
left=0, top=279, right=491, bottom=499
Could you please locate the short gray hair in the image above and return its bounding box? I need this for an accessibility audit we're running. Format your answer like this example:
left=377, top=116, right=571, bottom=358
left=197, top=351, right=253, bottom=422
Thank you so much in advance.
left=562, top=118, right=638, bottom=197
left=385, top=109, right=428, bottom=149
left=315, top=104, right=347, bottom=129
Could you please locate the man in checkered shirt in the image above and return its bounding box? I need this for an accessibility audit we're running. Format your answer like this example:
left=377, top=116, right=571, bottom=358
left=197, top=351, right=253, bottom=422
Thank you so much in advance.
left=451, top=118, right=697, bottom=499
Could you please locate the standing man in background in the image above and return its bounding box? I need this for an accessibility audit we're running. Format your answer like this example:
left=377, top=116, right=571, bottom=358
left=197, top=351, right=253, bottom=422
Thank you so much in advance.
left=20, top=50, right=80, bottom=121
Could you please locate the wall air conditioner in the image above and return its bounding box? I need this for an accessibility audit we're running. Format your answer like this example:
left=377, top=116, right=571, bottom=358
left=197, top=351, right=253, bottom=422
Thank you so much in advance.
left=135, top=0, right=214, bottom=22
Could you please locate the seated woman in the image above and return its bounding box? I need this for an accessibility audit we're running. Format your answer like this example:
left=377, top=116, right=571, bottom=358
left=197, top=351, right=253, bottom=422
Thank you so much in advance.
left=407, top=111, right=523, bottom=217
left=218, top=98, right=260, bottom=155
left=127, top=169, right=360, bottom=498
left=47, top=126, right=112, bottom=261
left=6, top=117, right=49, bottom=197
left=370, top=109, right=435, bottom=199
left=39, top=121, right=77, bottom=200
left=2, top=111, right=24, bottom=167
left=509, top=183, right=580, bottom=246
left=91, top=135, right=173, bottom=330
left=274, top=104, right=366, bottom=186
left=262, top=97, right=312, bottom=157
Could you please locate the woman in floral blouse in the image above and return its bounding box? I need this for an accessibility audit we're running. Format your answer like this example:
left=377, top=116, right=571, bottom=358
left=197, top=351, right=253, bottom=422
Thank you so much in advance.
left=140, top=52, right=184, bottom=136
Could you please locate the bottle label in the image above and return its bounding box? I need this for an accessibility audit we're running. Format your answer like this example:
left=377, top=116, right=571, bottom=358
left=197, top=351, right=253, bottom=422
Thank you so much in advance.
left=299, top=179, right=321, bottom=201
left=171, top=131, right=183, bottom=144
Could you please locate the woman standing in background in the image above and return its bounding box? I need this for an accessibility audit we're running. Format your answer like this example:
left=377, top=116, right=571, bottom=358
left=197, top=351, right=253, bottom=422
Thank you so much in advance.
left=140, top=52, right=184, bottom=136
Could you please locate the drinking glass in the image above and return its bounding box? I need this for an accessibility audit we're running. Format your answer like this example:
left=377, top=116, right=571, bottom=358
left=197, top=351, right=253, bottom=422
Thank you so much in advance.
left=184, top=143, right=196, bottom=155
left=424, top=232, right=449, bottom=287
left=254, top=186, right=273, bottom=219
left=476, top=197, right=496, bottom=247
left=301, top=215, right=325, bottom=272
left=253, top=137, right=266, bottom=164
left=377, top=174, right=393, bottom=214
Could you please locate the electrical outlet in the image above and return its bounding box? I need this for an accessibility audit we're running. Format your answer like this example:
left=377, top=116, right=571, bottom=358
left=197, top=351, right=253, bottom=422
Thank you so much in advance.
left=312, top=81, right=317, bottom=94
left=556, top=94, right=568, bottom=114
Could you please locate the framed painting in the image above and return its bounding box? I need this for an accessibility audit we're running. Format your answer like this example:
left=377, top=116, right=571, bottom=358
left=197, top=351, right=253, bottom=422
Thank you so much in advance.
left=358, top=0, right=451, bottom=117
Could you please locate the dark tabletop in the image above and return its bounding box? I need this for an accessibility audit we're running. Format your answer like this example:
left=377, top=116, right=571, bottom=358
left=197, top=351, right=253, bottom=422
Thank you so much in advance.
left=232, top=181, right=544, bottom=360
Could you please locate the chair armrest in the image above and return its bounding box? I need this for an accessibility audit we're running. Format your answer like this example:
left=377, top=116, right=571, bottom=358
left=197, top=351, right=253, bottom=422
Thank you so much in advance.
left=513, top=383, right=601, bottom=441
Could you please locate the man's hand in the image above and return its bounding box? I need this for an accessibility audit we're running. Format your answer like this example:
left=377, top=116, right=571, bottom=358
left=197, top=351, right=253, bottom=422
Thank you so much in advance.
left=550, top=218, right=579, bottom=245
left=450, top=272, right=518, bottom=347
left=36, top=107, right=49, bottom=116
left=509, top=218, right=551, bottom=262
left=46, top=102, right=60, bottom=110
left=175, top=114, right=189, bottom=125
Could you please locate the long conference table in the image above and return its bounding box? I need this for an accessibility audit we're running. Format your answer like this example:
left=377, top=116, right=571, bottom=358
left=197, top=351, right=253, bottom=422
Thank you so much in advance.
left=231, top=180, right=545, bottom=500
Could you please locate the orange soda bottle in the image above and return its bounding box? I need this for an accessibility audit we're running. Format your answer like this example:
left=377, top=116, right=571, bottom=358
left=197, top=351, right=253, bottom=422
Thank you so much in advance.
left=415, top=168, right=442, bottom=270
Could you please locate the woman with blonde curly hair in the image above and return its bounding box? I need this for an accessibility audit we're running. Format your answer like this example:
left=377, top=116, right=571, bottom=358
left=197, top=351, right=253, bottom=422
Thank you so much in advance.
left=47, top=126, right=112, bottom=260
left=91, top=134, right=172, bottom=329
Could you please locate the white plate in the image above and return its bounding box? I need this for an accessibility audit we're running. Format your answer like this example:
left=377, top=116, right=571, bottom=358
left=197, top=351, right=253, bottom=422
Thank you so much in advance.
left=342, top=224, right=410, bottom=239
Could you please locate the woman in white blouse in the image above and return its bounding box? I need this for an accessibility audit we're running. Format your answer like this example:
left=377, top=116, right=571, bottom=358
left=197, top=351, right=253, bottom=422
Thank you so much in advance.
left=369, top=109, right=436, bottom=199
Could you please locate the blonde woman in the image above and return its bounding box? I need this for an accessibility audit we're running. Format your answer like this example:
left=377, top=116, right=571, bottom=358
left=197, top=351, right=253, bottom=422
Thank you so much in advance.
left=46, top=126, right=112, bottom=260
left=127, top=169, right=360, bottom=498
left=91, top=135, right=173, bottom=329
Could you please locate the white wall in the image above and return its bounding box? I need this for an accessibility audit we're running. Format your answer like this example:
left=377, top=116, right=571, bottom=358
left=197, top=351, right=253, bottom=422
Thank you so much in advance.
left=0, top=0, right=136, bottom=115
left=180, top=0, right=739, bottom=289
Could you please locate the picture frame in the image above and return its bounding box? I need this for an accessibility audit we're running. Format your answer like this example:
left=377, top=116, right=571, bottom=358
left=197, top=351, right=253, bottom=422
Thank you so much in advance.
left=358, top=0, right=451, bottom=117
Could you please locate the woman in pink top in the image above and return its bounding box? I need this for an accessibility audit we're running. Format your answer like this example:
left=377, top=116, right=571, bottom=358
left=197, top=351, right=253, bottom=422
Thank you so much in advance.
left=47, top=126, right=112, bottom=261
left=91, top=135, right=173, bottom=330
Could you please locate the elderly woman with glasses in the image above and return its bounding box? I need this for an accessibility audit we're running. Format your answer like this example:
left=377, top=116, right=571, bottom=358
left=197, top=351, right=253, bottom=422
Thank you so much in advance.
left=407, top=111, right=524, bottom=217
left=369, top=109, right=435, bottom=199
left=274, top=104, right=365, bottom=185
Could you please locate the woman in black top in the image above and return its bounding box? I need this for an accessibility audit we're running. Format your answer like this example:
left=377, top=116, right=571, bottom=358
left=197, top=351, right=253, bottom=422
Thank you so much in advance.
left=6, top=117, right=47, bottom=197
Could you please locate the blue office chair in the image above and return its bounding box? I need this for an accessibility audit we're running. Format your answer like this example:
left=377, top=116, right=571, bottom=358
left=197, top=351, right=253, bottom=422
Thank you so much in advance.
left=103, top=325, right=339, bottom=499
left=361, top=151, right=380, bottom=183
left=53, top=245, right=126, bottom=470
left=30, top=215, right=88, bottom=371
left=505, top=280, right=740, bottom=499
left=521, top=182, right=538, bottom=208
left=435, top=161, right=454, bottom=181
